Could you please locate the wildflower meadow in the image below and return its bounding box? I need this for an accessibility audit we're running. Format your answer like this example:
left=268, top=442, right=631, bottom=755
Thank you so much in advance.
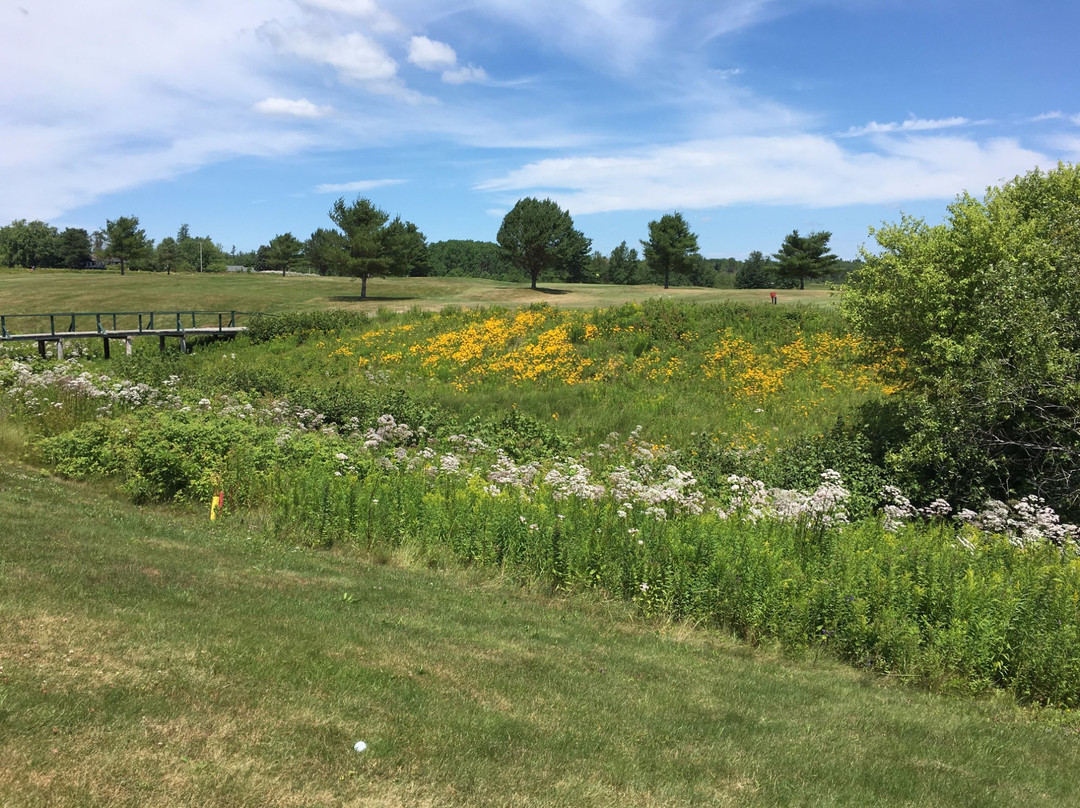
left=3, top=300, right=1079, bottom=707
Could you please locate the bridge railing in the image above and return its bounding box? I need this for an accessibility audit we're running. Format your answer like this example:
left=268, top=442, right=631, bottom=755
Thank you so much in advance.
left=0, top=310, right=263, bottom=339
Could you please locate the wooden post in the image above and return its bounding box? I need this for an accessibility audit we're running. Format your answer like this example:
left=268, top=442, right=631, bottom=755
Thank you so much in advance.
left=179, top=335, right=187, bottom=353
left=56, top=339, right=63, bottom=360
left=125, top=337, right=133, bottom=355
left=103, top=337, right=111, bottom=360
left=37, top=340, right=46, bottom=358
left=159, top=334, right=166, bottom=353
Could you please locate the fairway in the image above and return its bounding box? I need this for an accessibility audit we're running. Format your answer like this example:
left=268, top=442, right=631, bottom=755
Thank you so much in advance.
left=2, top=461, right=1079, bottom=807
left=0, top=269, right=832, bottom=318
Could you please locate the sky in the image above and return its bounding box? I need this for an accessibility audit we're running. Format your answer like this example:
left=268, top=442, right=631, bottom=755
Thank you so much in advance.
left=2, top=0, right=1078, bottom=260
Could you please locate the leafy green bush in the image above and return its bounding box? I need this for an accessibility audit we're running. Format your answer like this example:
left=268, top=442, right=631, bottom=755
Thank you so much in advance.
left=40, top=409, right=280, bottom=504
left=291, top=381, right=445, bottom=433
left=463, top=409, right=572, bottom=460
left=245, top=309, right=366, bottom=343
left=843, top=163, right=1080, bottom=516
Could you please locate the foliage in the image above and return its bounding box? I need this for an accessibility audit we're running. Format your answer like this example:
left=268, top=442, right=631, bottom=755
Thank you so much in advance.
left=385, top=217, right=431, bottom=277
left=0, top=219, right=62, bottom=268
left=463, top=408, right=572, bottom=460
left=172, top=224, right=227, bottom=272
left=245, top=309, right=366, bottom=343
left=735, top=250, right=775, bottom=289
left=607, top=241, right=642, bottom=284
left=57, top=227, right=92, bottom=269
left=842, top=162, right=1080, bottom=515
left=304, top=227, right=347, bottom=276
left=104, top=215, right=153, bottom=275
left=38, top=408, right=278, bottom=504
left=773, top=229, right=839, bottom=290
left=327, top=197, right=426, bottom=298
left=154, top=236, right=180, bottom=273
left=640, top=212, right=700, bottom=289
left=5, top=299, right=1080, bottom=707
left=264, top=232, right=305, bottom=276
left=427, top=238, right=520, bottom=281
left=496, top=197, right=591, bottom=290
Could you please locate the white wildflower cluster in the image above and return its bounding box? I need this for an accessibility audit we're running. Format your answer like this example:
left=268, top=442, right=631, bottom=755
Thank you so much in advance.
left=609, top=463, right=706, bottom=520
left=883, top=487, right=1078, bottom=550
left=362, top=414, right=417, bottom=450
left=726, top=470, right=850, bottom=526
left=2, top=359, right=183, bottom=414
left=957, top=495, right=1079, bottom=548
left=446, top=433, right=489, bottom=454
left=880, top=485, right=918, bottom=533
left=486, top=452, right=542, bottom=493
left=543, top=461, right=606, bottom=502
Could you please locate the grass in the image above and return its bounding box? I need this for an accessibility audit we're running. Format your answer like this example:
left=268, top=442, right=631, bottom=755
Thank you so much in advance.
left=3, top=461, right=1080, bottom=807
left=0, top=268, right=832, bottom=321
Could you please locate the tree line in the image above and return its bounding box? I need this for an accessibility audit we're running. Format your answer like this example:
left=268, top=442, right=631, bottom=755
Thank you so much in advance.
left=0, top=198, right=857, bottom=295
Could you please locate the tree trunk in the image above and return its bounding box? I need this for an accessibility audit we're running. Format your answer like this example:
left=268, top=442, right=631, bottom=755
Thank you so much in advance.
left=361, top=274, right=368, bottom=299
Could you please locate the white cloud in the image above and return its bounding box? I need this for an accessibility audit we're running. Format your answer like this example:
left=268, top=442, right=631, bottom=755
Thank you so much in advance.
left=442, top=65, right=489, bottom=85
left=254, top=97, right=334, bottom=118
left=260, top=23, right=399, bottom=86
left=314, top=179, right=407, bottom=193
left=408, top=35, right=488, bottom=84
left=408, top=36, right=458, bottom=70
left=0, top=0, right=309, bottom=221
left=477, top=134, right=1048, bottom=213
left=840, top=117, right=972, bottom=137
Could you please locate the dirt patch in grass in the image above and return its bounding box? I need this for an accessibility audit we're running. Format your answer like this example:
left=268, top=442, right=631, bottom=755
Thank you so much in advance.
left=2, top=612, right=143, bottom=690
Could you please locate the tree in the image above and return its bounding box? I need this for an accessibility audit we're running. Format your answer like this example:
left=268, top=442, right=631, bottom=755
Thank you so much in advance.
left=427, top=240, right=518, bottom=280
left=264, top=232, right=304, bottom=276
left=607, top=241, right=641, bottom=285
left=155, top=237, right=180, bottom=274
left=641, top=212, right=699, bottom=289
left=0, top=219, right=61, bottom=267
left=305, top=228, right=347, bottom=276
left=842, top=162, right=1080, bottom=514
left=585, top=250, right=608, bottom=283
left=58, top=228, right=92, bottom=269
left=173, top=225, right=224, bottom=272
left=496, top=197, right=591, bottom=290
left=384, top=217, right=431, bottom=277
left=328, top=197, right=420, bottom=298
left=735, top=250, right=774, bottom=289
left=773, top=229, right=838, bottom=290
left=104, top=216, right=152, bottom=275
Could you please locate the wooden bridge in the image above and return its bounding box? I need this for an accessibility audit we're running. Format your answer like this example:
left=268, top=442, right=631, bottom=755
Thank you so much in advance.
left=0, top=310, right=260, bottom=359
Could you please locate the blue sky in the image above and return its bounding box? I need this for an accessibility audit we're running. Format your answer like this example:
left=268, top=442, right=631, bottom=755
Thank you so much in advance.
left=2, top=0, right=1078, bottom=260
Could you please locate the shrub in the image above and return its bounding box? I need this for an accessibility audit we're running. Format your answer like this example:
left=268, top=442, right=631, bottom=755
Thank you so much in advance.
left=246, top=309, right=366, bottom=343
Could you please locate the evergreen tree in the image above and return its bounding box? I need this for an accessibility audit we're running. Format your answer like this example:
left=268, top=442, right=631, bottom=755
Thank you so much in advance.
left=773, top=229, right=838, bottom=290
left=641, top=212, right=700, bottom=289
left=497, top=197, right=590, bottom=290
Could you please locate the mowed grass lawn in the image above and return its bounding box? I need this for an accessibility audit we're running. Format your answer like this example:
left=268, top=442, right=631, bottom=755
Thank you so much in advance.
left=0, top=269, right=831, bottom=320
left=2, top=462, right=1080, bottom=807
